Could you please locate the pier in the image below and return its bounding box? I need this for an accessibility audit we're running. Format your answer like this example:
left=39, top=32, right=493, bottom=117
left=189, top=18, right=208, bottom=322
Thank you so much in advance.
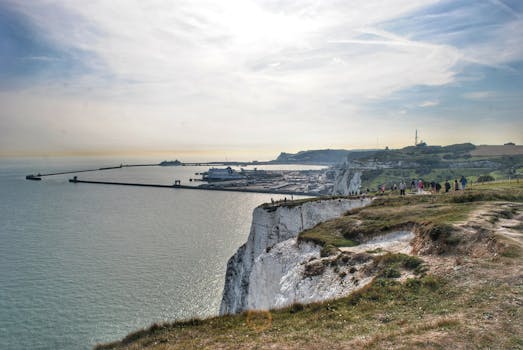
left=68, top=178, right=317, bottom=197
left=26, top=161, right=329, bottom=197
left=25, top=160, right=266, bottom=179
left=26, top=164, right=156, bottom=178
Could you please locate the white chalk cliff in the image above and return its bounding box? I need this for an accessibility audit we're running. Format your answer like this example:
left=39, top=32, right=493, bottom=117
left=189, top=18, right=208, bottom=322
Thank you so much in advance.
left=219, top=198, right=371, bottom=315
left=332, top=169, right=362, bottom=196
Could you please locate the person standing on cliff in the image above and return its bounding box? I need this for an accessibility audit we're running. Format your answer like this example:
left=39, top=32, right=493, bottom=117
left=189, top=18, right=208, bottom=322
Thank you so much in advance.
left=460, top=176, right=468, bottom=190
left=399, top=180, right=406, bottom=196
left=445, top=180, right=451, bottom=193
left=417, top=179, right=424, bottom=194
left=454, top=179, right=459, bottom=191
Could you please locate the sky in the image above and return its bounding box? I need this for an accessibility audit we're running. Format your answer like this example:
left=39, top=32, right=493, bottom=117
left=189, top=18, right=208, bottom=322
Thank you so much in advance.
left=0, top=0, right=522, bottom=160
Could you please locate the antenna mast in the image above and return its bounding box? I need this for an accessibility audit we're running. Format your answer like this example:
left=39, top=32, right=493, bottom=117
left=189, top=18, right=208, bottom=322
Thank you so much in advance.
left=415, top=129, right=418, bottom=146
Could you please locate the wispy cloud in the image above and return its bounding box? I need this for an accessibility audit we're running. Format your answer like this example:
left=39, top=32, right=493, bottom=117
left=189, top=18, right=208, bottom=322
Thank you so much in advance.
left=1, top=0, right=522, bottom=155
left=462, top=91, right=496, bottom=100
left=419, top=100, right=439, bottom=107
left=22, top=56, right=61, bottom=61
left=489, top=0, right=521, bottom=19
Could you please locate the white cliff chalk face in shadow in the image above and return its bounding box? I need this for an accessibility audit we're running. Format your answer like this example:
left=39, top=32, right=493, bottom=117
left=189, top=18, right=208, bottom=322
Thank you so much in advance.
left=219, top=198, right=371, bottom=315
left=245, top=238, right=376, bottom=311
left=245, top=231, right=414, bottom=311
left=332, top=169, right=362, bottom=196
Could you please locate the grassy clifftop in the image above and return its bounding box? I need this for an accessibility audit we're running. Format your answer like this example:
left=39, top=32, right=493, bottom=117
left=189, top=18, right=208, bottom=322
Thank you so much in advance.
left=299, top=181, right=523, bottom=248
left=95, top=182, right=523, bottom=350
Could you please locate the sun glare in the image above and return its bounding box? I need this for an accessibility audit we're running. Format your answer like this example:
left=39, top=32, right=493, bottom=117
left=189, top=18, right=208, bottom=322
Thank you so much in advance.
left=220, top=1, right=314, bottom=47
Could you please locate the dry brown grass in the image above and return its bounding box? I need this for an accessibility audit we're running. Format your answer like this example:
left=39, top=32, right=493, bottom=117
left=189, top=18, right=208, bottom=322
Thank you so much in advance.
left=94, top=183, right=523, bottom=350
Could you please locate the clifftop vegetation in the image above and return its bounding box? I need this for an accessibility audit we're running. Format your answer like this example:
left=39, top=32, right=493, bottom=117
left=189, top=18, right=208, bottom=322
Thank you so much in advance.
left=270, top=144, right=523, bottom=192
left=95, top=181, right=523, bottom=350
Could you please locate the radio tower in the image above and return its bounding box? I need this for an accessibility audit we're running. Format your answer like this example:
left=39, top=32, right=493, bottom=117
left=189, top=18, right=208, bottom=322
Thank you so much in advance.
left=415, top=129, right=418, bottom=146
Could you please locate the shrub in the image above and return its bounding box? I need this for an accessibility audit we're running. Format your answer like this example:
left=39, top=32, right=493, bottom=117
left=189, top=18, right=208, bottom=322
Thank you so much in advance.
left=477, top=175, right=495, bottom=183
left=406, top=278, right=421, bottom=290
left=425, top=223, right=455, bottom=241
left=289, top=303, right=304, bottom=313
left=320, top=244, right=339, bottom=257
left=444, top=234, right=461, bottom=246
left=402, top=255, right=424, bottom=269
left=375, top=253, right=424, bottom=270
left=421, top=275, right=443, bottom=290
left=381, top=267, right=401, bottom=278
left=304, top=261, right=326, bottom=277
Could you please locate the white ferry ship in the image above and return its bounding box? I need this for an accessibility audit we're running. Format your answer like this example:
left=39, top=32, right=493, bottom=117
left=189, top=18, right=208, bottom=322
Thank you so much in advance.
left=202, top=167, right=246, bottom=181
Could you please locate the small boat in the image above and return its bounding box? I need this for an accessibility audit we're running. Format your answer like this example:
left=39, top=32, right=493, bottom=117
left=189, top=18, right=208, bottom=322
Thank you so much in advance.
left=25, top=175, right=42, bottom=181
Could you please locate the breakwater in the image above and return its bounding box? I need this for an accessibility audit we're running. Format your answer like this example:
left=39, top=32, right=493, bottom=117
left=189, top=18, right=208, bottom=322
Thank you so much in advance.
left=68, top=178, right=317, bottom=197
left=26, top=164, right=157, bottom=178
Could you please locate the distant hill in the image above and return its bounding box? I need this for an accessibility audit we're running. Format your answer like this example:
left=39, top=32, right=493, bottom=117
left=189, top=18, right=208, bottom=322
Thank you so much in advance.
left=272, top=149, right=377, bottom=164
left=471, top=145, right=523, bottom=156
left=270, top=144, right=523, bottom=189
left=334, top=142, right=523, bottom=190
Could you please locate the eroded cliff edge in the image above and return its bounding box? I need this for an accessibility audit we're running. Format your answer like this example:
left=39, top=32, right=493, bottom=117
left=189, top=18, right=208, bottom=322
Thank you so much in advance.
left=94, top=182, right=523, bottom=350
left=219, top=197, right=371, bottom=315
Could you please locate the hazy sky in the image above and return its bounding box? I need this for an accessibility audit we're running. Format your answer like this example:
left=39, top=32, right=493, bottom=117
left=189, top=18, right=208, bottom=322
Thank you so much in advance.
left=1, top=0, right=522, bottom=160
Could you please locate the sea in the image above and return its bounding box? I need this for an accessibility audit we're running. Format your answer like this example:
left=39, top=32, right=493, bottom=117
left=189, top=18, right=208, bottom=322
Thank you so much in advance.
left=0, top=157, right=320, bottom=350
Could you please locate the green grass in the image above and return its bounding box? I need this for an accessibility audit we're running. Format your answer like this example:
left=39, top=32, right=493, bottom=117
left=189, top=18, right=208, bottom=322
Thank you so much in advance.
left=374, top=253, right=424, bottom=270
left=95, top=275, right=458, bottom=350
left=96, top=268, right=522, bottom=350
left=319, top=244, right=340, bottom=257
left=95, top=181, right=523, bottom=350
left=299, top=198, right=474, bottom=246
left=363, top=167, right=523, bottom=191
left=299, top=182, right=523, bottom=247
left=500, top=245, right=522, bottom=258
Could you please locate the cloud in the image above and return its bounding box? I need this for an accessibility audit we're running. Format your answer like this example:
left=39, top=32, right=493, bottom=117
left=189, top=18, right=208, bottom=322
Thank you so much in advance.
left=1, top=0, right=522, bottom=154
left=462, top=91, right=496, bottom=100
left=419, top=100, right=439, bottom=107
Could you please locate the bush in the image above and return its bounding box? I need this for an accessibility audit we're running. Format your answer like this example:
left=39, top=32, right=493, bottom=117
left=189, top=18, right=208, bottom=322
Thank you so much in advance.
left=421, top=275, right=443, bottom=290
left=444, top=234, right=461, bottom=246
left=403, top=255, right=424, bottom=269
left=375, top=253, right=424, bottom=270
left=477, top=175, right=495, bottom=183
left=406, top=278, right=421, bottom=290
left=424, top=223, right=455, bottom=241
left=381, top=267, right=401, bottom=278
left=320, top=244, right=340, bottom=257
left=289, top=303, right=304, bottom=313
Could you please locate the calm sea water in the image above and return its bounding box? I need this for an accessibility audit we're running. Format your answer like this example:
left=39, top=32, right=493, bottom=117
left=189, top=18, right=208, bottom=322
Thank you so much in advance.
left=0, top=158, right=315, bottom=350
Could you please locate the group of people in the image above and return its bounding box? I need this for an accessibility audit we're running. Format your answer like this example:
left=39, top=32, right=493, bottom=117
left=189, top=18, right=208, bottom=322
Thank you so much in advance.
left=445, top=176, right=468, bottom=193
left=380, top=176, right=468, bottom=196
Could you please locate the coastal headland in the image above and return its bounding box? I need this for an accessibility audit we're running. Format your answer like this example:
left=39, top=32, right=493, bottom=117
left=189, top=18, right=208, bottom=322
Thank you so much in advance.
left=95, top=180, right=523, bottom=349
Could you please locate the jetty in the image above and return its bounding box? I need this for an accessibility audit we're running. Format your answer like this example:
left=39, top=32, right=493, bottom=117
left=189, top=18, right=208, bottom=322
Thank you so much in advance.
left=24, top=163, right=161, bottom=179
left=68, top=178, right=316, bottom=196
left=24, top=161, right=265, bottom=180
left=26, top=161, right=329, bottom=196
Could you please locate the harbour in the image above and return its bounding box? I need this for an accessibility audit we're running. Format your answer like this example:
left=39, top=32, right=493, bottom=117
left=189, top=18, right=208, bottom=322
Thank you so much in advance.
left=26, top=161, right=333, bottom=197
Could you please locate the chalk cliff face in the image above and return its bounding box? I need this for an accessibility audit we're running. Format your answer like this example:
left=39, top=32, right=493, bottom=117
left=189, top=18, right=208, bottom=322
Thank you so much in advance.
left=219, top=198, right=370, bottom=315
left=246, top=239, right=376, bottom=310
left=332, top=169, right=362, bottom=196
